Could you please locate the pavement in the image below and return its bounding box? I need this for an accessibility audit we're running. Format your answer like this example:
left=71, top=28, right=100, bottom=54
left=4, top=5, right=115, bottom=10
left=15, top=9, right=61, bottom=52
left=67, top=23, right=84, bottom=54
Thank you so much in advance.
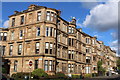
left=85, top=74, right=120, bottom=80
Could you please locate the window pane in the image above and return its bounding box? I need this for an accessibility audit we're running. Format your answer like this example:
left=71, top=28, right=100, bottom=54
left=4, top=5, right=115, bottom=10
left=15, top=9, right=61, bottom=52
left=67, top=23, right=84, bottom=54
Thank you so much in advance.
left=37, top=11, right=41, bottom=21
left=21, top=16, right=24, bottom=24
left=50, top=43, right=53, bottom=49
left=54, top=29, right=56, bottom=37
left=50, top=27, right=52, bottom=36
left=14, top=60, right=18, bottom=72
left=18, top=44, right=22, bottom=55
left=36, top=27, right=40, bottom=36
left=49, top=60, right=52, bottom=71
left=19, top=30, right=23, bottom=39
left=46, top=11, right=50, bottom=21
left=45, top=43, right=49, bottom=49
left=44, top=60, right=48, bottom=71
left=35, top=60, right=38, bottom=69
left=11, top=32, right=14, bottom=40
left=9, top=45, right=13, bottom=55
left=12, top=18, right=15, bottom=26
left=45, top=42, right=49, bottom=54
left=46, top=27, right=49, bottom=36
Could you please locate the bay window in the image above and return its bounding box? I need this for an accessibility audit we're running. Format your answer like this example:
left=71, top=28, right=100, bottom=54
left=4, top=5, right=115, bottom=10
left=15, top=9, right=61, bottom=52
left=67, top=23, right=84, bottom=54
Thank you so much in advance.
left=44, top=60, right=48, bottom=71
left=49, top=60, right=52, bottom=71
left=46, top=11, right=50, bottom=21
left=46, top=27, right=49, bottom=36
left=50, top=27, right=52, bottom=36
left=50, top=43, right=53, bottom=54
left=54, top=29, right=56, bottom=37
left=44, top=60, right=55, bottom=71
left=51, top=12, right=54, bottom=21
left=46, top=27, right=53, bottom=37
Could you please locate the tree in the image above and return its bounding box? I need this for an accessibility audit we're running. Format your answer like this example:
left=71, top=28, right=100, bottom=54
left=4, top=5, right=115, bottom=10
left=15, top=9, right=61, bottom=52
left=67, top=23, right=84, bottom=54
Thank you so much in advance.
left=2, top=67, right=7, bottom=74
left=117, top=59, right=120, bottom=69
left=117, top=58, right=120, bottom=73
left=97, top=61, right=106, bottom=76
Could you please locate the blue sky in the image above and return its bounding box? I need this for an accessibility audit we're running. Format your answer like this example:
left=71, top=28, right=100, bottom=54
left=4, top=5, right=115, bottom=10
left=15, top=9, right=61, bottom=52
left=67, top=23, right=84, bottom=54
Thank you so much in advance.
left=2, top=2, right=118, bottom=54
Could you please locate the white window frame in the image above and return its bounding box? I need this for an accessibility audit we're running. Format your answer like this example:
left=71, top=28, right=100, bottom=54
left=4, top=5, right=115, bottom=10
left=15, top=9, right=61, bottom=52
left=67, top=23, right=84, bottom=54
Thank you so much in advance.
left=46, top=11, right=50, bottom=21
left=37, top=11, right=41, bottom=21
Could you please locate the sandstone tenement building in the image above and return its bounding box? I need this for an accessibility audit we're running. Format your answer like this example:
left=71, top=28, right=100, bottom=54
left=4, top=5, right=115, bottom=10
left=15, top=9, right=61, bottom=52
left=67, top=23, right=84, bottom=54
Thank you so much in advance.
left=0, top=4, right=117, bottom=76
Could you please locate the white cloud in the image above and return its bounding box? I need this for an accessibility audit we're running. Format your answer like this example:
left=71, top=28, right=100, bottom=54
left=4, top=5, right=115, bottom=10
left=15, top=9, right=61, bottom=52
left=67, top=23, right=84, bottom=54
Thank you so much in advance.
left=110, top=40, right=118, bottom=47
left=3, top=20, right=9, bottom=28
left=83, top=1, right=118, bottom=31
left=110, top=40, right=118, bottom=55
left=111, top=32, right=118, bottom=40
left=94, top=34, right=102, bottom=38
left=76, top=18, right=82, bottom=27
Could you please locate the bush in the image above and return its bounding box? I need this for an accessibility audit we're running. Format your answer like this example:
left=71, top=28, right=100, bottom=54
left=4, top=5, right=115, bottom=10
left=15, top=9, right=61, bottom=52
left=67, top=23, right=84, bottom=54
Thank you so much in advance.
left=72, top=74, right=80, bottom=78
left=55, top=72, right=66, bottom=78
left=11, top=72, right=30, bottom=80
left=92, top=73, right=98, bottom=77
left=84, top=74, right=92, bottom=78
left=32, top=69, right=48, bottom=78
left=2, top=67, right=7, bottom=74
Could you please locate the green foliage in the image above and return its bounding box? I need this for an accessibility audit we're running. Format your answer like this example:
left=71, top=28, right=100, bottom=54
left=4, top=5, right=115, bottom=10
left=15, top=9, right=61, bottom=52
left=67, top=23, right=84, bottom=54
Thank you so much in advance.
left=55, top=72, right=66, bottom=78
left=84, top=74, right=92, bottom=78
left=92, top=73, right=98, bottom=77
left=11, top=72, right=30, bottom=80
left=72, top=74, right=80, bottom=78
left=32, top=69, right=48, bottom=77
left=2, top=67, right=7, bottom=74
left=117, top=59, right=120, bottom=70
left=97, top=61, right=106, bottom=75
left=97, top=61, right=102, bottom=71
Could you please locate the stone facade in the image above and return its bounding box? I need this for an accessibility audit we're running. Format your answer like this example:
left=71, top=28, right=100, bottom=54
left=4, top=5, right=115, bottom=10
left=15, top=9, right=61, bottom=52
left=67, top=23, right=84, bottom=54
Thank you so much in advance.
left=1, top=4, right=117, bottom=76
